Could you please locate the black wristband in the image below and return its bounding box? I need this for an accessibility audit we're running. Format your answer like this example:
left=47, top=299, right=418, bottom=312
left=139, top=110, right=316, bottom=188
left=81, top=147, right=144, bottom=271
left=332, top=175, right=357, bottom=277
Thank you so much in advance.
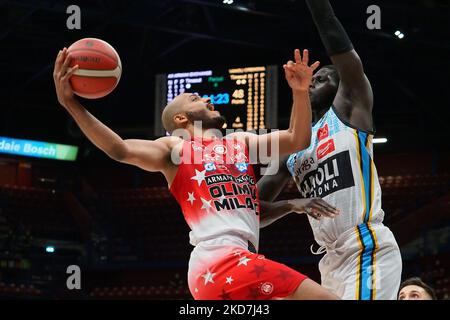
left=305, top=0, right=354, bottom=56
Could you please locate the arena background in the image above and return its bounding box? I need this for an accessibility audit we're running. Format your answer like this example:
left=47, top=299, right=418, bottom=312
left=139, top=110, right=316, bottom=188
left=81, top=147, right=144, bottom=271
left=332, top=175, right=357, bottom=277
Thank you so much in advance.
left=1, top=0, right=450, bottom=300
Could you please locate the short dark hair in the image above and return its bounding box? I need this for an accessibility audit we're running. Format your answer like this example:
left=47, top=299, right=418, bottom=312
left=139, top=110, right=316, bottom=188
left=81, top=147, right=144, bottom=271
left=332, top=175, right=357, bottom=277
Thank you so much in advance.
left=321, top=64, right=340, bottom=84
left=398, top=277, right=437, bottom=300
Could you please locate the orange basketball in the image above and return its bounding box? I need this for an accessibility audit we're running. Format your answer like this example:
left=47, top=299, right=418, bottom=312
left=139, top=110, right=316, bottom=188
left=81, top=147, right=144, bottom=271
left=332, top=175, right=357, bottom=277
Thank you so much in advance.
left=67, top=38, right=122, bottom=99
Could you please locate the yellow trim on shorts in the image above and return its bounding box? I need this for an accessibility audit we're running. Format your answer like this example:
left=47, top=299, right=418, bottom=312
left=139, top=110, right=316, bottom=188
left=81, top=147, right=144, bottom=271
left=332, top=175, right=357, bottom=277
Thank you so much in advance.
left=365, top=136, right=375, bottom=223
left=367, top=223, right=379, bottom=299
left=355, top=225, right=364, bottom=300
left=354, top=130, right=367, bottom=222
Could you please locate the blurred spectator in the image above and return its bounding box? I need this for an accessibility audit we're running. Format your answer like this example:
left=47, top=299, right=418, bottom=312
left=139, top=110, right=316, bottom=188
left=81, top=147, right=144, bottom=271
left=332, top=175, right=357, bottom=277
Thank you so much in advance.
left=398, top=277, right=437, bottom=300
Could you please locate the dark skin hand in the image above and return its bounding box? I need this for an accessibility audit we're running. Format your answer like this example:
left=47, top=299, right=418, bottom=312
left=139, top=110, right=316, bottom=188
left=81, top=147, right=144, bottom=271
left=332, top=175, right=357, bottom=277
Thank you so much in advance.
left=260, top=198, right=340, bottom=229
left=258, top=156, right=340, bottom=228
left=289, top=197, right=339, bottom=220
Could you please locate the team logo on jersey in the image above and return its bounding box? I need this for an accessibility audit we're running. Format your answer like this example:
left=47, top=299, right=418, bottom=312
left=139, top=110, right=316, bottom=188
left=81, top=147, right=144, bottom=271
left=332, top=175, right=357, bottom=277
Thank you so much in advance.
left=300, top=157, right=315, bottom=174
left=317, top=124, right=329, bottom=142
left=235, top=163, right=248, bottom=173
left=213, top=145, right=227, bottom=155
left=317, top=139, right=335, bottom=160
left=297, top=150, right=355, bottom=198
left=260, top=282, right=274, bottom=295
left=204, top=153, right=222, bottom=163
left=191, top=143, right=204, bottom=152
left=232, top=152, right=248, bottom=163
left=216, top=164, right=230, bottom=172
left=204, top=162, right=217, bottom=172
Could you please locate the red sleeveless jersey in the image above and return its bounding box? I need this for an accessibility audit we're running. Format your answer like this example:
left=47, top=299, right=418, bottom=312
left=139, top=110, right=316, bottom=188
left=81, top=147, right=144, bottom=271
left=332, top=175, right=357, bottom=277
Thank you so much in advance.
left=169, top=137, right=260, bottom=249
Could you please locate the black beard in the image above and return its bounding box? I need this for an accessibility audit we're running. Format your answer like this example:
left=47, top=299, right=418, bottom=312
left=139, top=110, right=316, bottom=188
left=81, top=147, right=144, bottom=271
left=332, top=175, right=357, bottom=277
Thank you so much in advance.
left=186, top=111, right=226, bottom=130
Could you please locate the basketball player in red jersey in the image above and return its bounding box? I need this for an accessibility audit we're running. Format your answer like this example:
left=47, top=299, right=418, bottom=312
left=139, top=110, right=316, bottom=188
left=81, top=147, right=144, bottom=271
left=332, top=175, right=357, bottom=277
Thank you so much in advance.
left=53, top=47, right=339, bottom=300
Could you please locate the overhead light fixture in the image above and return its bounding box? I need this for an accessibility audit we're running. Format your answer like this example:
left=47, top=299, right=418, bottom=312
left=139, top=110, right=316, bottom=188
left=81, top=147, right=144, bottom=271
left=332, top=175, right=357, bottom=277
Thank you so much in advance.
left=373, top=138, right=388, bottom=144
left=223, top=0, right=234, bottom=4
left=46, top=246, right=55, bottom=253
left=394, top=30, right=405, bottom=39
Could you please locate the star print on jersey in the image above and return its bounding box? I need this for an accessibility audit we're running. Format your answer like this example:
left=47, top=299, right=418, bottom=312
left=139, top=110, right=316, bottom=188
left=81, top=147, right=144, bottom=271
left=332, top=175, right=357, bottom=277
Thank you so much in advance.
left=200, top=197, right=212, bottom=210
left=187, top=192, right=196, bottom=205
left=247, top=286, right=262, bottom=299
left=219, top=289, right=232, bottom=300
left=250, top=264, right=267, bottom=278
left=237, top=256, right=251, bottom=266
left=191, top=169, right=206, bottom=186
left=225, top=276, right=234, bottom=285
left=202, top=270, right=216, bottom=285
left=277, top=270, right=294, bottom=281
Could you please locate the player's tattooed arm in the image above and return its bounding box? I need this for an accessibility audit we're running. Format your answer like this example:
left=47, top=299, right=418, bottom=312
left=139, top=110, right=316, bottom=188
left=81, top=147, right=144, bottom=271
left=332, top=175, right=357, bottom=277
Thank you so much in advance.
left=306, top=0, right=374, bottom=132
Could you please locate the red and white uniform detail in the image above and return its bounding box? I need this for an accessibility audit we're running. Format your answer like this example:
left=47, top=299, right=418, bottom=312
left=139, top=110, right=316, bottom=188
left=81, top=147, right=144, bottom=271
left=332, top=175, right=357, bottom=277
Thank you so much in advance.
left=170, top=137, right=260, bottom=249
left=170, top=137, right=307, bottom=300
left=189, top=243, right=306, bottom=300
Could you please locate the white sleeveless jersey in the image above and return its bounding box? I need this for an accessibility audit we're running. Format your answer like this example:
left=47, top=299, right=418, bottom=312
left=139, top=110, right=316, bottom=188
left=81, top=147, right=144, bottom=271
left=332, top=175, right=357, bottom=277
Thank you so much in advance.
left=287, top=106, right=384, bottom=246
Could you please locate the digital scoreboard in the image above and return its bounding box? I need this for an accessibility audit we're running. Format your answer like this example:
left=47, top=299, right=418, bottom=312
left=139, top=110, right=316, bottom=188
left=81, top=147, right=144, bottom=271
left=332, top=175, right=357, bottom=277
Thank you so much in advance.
left=154, top=65, right=278, bottom=136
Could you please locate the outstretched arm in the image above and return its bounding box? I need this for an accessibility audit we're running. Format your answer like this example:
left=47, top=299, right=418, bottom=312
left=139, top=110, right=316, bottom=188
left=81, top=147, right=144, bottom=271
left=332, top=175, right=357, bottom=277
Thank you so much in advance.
left=260, top=198, right=339, bottom=228
left=53, top=48, right=175, bottom=172
left=306, top=0, right=374, bottom=132
left=260, top=200, right=293, bottom=228
left=231, top=49, right=319, bottom=162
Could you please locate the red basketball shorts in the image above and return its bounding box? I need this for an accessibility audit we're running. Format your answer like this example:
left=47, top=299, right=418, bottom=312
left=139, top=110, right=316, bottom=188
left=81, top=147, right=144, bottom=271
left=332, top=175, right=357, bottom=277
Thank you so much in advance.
left=188, top=246, right=307, bottom=300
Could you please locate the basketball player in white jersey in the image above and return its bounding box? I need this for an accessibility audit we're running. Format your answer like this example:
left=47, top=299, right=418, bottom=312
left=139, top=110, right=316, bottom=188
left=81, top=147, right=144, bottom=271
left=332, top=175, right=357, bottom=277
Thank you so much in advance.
left=53, top=46, right=340, bottom=300
left=258, top=0, right=402, bottom=300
